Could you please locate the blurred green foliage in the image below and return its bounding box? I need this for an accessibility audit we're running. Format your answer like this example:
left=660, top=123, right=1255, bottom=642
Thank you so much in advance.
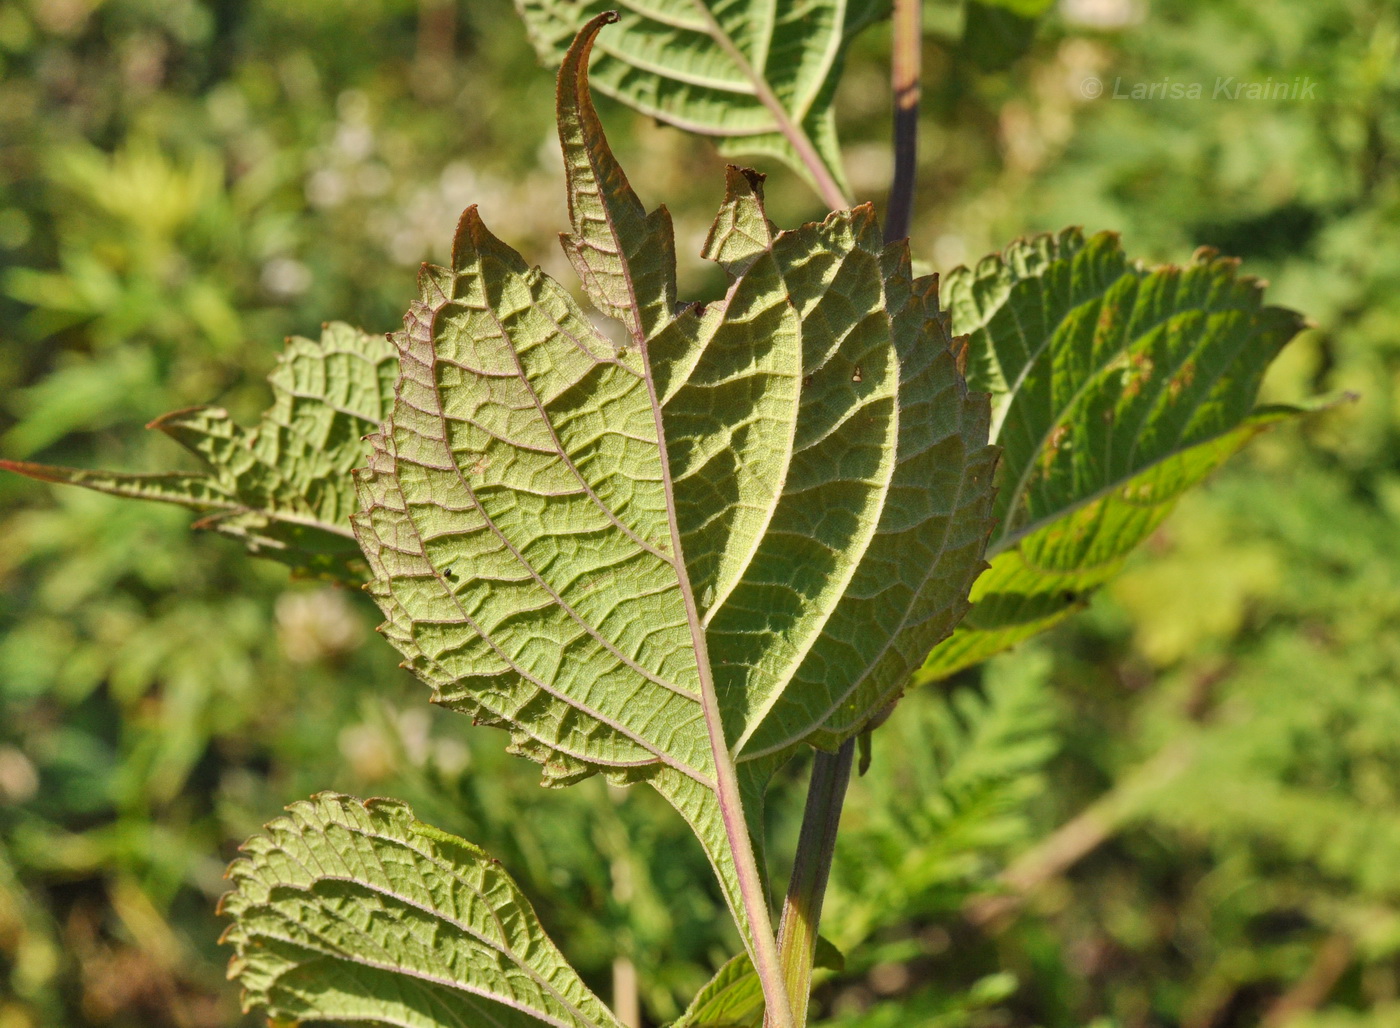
left=1, top=0, right=1397, bottom=1026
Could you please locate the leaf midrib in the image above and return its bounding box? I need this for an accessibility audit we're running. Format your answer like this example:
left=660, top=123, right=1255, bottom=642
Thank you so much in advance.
left=199, top=503, right=360, bottom=540
left=576, top=36, right=790, bottom=989
left=559, top=26, right=729, bottom=790
left=989, top=414, right=1272, bottom=559
left=466, top=282, right=704, bottom=708
left=488, top=273, right=680, bottom=568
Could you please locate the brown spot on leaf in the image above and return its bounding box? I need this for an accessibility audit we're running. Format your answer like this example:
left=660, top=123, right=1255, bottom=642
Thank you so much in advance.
left=953, top=337, right=970, bottom=376
left=1168, top=359, right=1197, bottom=399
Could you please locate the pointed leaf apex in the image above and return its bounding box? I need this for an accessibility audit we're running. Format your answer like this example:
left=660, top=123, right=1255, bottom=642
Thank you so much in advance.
left=555, top=12, right=677, bottom=336
left=0, top=458, right=67, bottom=485
left=146, top=405, right=224, bottom=433
left=451, top=203, right=486, bottom=253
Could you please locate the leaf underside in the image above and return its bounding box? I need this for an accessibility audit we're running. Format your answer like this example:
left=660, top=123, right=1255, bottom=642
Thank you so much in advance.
left=0, top=321, right=395, bottom=585
left=351, top=14, right=994, bottom=950
left=918, top=229, right=1309, bottom=683
left=512, top=0, right=888, bottom=199
left=221, top=793, right=622, bottom=1028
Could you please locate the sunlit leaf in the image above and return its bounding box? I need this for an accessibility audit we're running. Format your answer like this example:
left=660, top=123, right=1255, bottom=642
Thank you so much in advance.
left=351, top=14, right=994, bottom=956
left=918, top=229, right=1310, bottom=683
left=221, top=793, right=622, bottom=1028
left=1, top=322, right=395, bottom=585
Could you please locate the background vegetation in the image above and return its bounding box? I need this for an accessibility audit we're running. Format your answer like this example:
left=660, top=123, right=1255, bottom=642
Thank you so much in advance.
left=1, top=0, right=1397, bottom=1025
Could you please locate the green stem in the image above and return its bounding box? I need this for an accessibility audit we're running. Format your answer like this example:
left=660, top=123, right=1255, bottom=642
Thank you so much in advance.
left=884, top=0, right=923, bottom=243
left=775, top=738, right=856, bottom=1026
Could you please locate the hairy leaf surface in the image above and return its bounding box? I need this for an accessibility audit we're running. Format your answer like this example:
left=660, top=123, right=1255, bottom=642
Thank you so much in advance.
left=513, top=0, right=888, bottom=203
left=0, top=321, right=394, bottom=584
left=351, top=14, right=994, bottom=953
left=221, top=793, right=621, bottom=1028
left=918, top=229, right=1309, bottom=682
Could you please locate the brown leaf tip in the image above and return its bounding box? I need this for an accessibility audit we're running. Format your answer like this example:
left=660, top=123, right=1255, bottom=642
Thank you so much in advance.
left=0, top=459, right=66, bottom=484
left=733, top=165, right=766, bottom=190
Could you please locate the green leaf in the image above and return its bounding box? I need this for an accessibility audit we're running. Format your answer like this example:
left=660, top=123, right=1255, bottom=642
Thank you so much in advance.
left=962, top=0, right=1043, bottom=72
left=676, top=953, right=766, bottom=1028
left=512, top=0, right=889, bottom=205
left=974, top=0, right=1054, bottom=14
left=918, top=229, right=1309, bottom=683
left=220, top=793, right=622, bottom=1028
left=352, top=14, right=994, bottom=965
left=0, top=321, right=395, bottom=585
left=674, top=938, right=844, bottom=1028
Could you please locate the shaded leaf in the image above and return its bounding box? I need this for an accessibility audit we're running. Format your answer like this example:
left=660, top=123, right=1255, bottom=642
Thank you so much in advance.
left=513, top=0, right=890, bottom=204
left=918, top=229, right=1310, bottom=683
left=0, top=321, right=395, bottom=585
left=351, top=14, right=994, bottom=959
left=973, top=0, right=1055, bottom=14
left=220, top=793, right=621, bottom=1028
left=962, top=0, right=1043, bottom=72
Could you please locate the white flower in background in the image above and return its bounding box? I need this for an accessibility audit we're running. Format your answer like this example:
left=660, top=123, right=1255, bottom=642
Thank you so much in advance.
left=1061, top=0, right=1145, bottom=29
left=275, top=587, right=364, bottom=664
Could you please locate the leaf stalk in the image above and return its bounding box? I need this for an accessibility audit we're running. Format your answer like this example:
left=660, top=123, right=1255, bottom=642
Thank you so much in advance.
left=774, top=738, right=856, bottom=1026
